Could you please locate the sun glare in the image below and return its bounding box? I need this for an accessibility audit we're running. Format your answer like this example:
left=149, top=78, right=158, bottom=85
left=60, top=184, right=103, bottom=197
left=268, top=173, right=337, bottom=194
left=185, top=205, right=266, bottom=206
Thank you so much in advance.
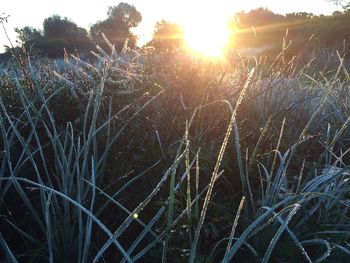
left=181, top=13, right=232, bottom=58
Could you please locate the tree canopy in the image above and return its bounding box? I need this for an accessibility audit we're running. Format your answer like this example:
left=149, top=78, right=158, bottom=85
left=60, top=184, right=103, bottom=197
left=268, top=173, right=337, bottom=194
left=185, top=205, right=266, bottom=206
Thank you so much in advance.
left=329, top=0, right=350, bottom=9
left=43, top=15, right=88, bottom=41
left=235, top=8, right=285, bottom=28
left=9, top=3, right=142, bottom=58
left=14, top=15, right=92, bottom=58
left=90, top=2, right=142, bottom=51
left=15, top=26, right=42, bottom=45
left=148, top=20, right=184, bottom=52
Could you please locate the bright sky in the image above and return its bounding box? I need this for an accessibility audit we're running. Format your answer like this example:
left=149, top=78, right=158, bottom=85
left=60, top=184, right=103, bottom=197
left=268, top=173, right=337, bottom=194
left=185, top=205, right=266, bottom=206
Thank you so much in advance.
left=0, top=0, right=339, bottom=53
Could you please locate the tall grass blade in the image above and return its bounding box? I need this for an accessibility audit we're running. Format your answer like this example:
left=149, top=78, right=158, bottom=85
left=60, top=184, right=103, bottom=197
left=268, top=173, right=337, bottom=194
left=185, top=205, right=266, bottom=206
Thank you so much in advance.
left=189, top=69, right=254, bottom=263
left=223, top=196, right=246, bottom=263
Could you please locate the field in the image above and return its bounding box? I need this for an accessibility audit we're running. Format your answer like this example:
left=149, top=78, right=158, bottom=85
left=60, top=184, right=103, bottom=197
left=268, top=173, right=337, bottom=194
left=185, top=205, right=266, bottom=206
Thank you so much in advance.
left=1, top=35, right=350, bottom=262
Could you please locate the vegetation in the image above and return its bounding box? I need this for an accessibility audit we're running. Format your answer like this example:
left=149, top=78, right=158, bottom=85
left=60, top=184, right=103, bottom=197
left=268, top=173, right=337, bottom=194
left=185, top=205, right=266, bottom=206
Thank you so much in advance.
left=148, top=20, right=184, bottom=52
left=233, top=8, right=350, bottom=51
left=2, top=5, right=350, bottom=60
left=329, top=0, right=350, bottom=9
left=14, top=16, right=93, bottom=58
left=90, top=3, right=142, bottom=52
left=1, top=2, right=141, bottom=59
left=1, top=4, right=350, bottom=263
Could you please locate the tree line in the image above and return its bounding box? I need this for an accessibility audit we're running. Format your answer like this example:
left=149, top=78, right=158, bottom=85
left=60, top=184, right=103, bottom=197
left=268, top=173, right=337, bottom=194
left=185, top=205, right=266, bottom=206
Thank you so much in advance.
left=5, top=3, right=142, bottom=58
left=2, top=2, right=350, bottom=58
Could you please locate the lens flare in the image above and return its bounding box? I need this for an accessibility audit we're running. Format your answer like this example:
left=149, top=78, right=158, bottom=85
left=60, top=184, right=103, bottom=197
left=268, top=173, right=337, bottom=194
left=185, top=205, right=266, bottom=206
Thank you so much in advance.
left=181, top=11, right=232, bottom=58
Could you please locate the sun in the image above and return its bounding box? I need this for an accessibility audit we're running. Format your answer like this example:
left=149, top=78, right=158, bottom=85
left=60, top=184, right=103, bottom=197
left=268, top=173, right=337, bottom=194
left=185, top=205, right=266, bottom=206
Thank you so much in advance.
left=181, top=13, right=232, bottom=58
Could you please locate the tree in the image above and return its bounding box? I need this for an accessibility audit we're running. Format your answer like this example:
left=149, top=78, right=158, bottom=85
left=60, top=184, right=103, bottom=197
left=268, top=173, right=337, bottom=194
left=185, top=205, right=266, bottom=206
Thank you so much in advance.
left=148, top=20, right=184, bottom=52
left=15, top=16, right=92, bottom=58
left=15, top=26, right=42, bottom=45
left=107, top=3, right=142, bottom=28
left=43, top=15, right=89, bottom=43
left=329, top=0, right=350, bottom=9
left=236, top=8, right=284, bottom=28
left=285, top=12, right=315, bottom=20
left=90, top=3, right=142, bottom=51
left=41, top=15, right=92, bottom=57
left=332, top=10, right=344, bottom=16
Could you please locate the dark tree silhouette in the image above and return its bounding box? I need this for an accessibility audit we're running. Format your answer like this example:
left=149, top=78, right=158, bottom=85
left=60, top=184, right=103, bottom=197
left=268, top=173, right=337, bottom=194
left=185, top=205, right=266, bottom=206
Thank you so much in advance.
left=40, top=15, right=92, bottom=57
left=43, top=15, right=90, bottom=47
left=148, top=20, right=184, bottom=52
left=90, top=3, right=142, bottom=52
left=14, top=15, right=92, bottom=58
left=44, top=15, right=84, bottom=38
left=15, top=26, right=42, bottom=45
left=236, top=8, right=284, bottom=28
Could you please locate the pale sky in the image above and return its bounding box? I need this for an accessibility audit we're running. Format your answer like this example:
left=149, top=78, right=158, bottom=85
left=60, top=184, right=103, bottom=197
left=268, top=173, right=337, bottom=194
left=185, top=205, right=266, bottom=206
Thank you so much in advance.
left=0, top=0, right=340, bottom=53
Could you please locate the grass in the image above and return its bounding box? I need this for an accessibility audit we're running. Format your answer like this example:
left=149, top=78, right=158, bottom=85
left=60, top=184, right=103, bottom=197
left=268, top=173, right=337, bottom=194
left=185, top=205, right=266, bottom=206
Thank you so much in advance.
left=1, top=36, right=350, bottom=262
